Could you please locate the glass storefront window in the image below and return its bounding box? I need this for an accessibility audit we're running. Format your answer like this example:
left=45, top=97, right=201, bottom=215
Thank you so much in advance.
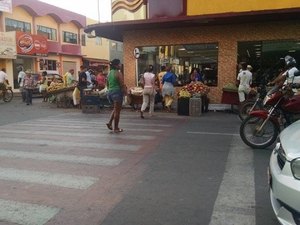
left=237, top=40, right=300, bottom=85
left=136, top=43, right=219, bottom=86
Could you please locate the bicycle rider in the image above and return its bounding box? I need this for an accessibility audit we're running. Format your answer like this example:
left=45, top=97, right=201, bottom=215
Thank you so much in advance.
left=0, top=68, right=9, bottom=98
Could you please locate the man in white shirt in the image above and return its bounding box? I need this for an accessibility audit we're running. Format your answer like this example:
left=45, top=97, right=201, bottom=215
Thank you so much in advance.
left=0, top=68, right=9, bottom=98
left=237, top=62, right=252, bottom=103
left=18, top=67, right=26, bottom=102
left=85, top=69, right=93, bottom=89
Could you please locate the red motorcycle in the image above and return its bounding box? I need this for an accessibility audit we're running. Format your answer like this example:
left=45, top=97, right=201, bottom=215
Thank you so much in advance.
left=240, top=81, right=300, bottom=149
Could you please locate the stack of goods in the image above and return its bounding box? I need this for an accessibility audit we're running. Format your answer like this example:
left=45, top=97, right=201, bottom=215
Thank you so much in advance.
left=177, top=82, right=210, bottom=116
left=222, top=83, right=238, bottom=92
left=129, top=87, right=143, bottom=96
left=178, top=82, right=210, bottom=98
left=48, top=83, right=75, bottom=107
left=128, top=87, right=143, bottom=109
left=47, top=83, right=65, bottom=93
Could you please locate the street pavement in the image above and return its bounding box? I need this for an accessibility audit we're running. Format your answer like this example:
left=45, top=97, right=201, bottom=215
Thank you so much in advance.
left=0, top=97, right=279, bottom=225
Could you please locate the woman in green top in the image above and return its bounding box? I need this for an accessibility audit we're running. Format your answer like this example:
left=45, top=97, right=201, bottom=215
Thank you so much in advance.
left=106, top=59, right=126, bottom=133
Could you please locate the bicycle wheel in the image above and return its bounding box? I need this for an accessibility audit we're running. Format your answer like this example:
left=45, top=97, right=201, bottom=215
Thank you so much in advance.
left=3, top=89, right=13, bottom=102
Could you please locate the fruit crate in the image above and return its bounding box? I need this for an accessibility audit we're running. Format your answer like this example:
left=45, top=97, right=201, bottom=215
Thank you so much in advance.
left=189, top=97, right=202, bottom=116
left=82, top=104, right=101, bottom=113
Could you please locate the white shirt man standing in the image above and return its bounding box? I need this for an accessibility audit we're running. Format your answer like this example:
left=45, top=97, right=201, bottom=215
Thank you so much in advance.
left=237, top=62, right=252, bottom=103
left=18, top=67, right=26, bottom=102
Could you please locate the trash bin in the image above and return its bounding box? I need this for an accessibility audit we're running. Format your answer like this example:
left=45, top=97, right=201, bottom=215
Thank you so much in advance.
left=177, top=98, right=190, bottom=116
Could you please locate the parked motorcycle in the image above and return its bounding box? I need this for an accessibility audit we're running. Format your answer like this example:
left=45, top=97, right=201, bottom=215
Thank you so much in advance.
left=239, top=76, right=300, bottom=149
left=238, top=84, right=268, bottom=121
left=238, top=60, right=286, bottom=121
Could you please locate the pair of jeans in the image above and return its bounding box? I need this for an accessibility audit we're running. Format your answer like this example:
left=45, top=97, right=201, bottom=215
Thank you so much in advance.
left=107, top=89, right=123, bottom=104
left=25, top=89, right=33, bottom=104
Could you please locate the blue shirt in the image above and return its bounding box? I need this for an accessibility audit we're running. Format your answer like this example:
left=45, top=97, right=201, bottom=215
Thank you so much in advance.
left=162, top=72, right=176, bottom=84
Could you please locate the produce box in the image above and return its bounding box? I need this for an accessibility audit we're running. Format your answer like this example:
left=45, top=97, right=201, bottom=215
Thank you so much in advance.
left=189, top=97, right=202, bottom=116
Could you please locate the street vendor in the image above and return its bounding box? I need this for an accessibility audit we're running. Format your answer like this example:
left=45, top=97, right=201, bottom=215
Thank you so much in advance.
left=64, top=69, right=76, bottom=87
left=189, top=68, right=203, bottom=83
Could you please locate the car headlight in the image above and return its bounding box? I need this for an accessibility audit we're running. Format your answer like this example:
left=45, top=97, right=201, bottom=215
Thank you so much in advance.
left=291, top=158, right=300, bottom=180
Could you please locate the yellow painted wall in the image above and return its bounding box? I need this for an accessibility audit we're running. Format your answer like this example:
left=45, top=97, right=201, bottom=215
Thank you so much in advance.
left=82, top=18, right=109, bottom=61
left=3, top=7, right=33, bottom=30
left=35, top=15, right=58, bottom=31
left=60, top=22, right=79, bottom=44
left=187, top=0, right=300, bottom=15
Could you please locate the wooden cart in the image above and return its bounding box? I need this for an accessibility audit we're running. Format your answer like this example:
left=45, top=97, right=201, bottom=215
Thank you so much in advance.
left=47, top=86, right=75, bottom=108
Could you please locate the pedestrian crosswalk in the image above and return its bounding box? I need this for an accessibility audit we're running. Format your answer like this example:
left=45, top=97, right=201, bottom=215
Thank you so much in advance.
left=0, top=112, right=179, bottom=225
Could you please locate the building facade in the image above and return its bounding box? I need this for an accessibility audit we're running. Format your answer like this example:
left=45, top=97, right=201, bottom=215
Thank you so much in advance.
left=0, top=0, right=109, bottom=91
left=85, top=0, right=300, bottom=104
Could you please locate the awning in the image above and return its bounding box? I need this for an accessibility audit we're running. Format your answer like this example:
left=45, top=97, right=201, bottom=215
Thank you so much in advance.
left=84, top=8, right=300, bottom=42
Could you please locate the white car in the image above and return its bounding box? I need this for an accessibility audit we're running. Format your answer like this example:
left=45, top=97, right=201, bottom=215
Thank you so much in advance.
left=269, top=120, right=300, bottom=225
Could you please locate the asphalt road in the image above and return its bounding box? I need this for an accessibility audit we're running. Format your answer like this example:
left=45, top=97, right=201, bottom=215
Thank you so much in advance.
left=0, top=97, right=279, bottom=225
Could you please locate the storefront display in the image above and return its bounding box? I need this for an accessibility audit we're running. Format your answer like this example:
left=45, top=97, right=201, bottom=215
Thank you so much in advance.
left=137, top=44, right=218, bottom=87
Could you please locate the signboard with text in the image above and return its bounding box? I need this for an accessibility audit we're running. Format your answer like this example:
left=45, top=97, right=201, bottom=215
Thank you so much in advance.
left=0, top=0, right=12, bottom=13
left=0, top=31, right=16, bottom=59
left=16, top=32, right=48, bottom=57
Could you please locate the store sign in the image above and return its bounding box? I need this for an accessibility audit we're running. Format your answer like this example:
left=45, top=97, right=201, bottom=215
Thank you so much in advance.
left=133, top=48, right=140, bottom=59
left=0, top=0, right=12, bottom=13
left=16, top=32, right=48, bottom=57
left=0, top=31, right=16, bottom=59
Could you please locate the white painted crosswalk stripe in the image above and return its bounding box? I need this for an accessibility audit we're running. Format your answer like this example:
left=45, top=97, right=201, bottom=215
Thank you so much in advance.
left=0, top=199, right=60, bottom=225
left=0, top=150, right=122, bottom=166
left=33, top=119, right=173, bottom=127
left=209, top=136, right=255, bottom=225
left=12, top=122, right=165, bottom=133
left=0, top=137, right=139, bottom=151
left=0, top=129, right=156, bottom=140
left=0, top=167, right=98, bottom=189
left=0, top=112, right=170, bottom=225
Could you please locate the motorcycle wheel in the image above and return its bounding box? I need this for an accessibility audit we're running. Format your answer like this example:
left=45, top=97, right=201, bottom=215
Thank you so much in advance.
left=240, top=115, right=279, bottom=149
left=238, top=101, right=260, bottom=121
left=3, top=89, right=13, bottom=102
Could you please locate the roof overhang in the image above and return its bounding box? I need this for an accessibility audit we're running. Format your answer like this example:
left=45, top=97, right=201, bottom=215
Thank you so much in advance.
left=84, top=8, right=300, bottom=42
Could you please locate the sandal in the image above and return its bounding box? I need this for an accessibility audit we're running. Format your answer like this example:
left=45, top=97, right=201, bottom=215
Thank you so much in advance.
left=106, top=123, right=112, bottom=130
left=114, top=128, right=124, bottom=133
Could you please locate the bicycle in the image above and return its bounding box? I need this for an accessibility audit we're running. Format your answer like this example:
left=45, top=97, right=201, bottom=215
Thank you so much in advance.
left=0, top=86, right=14, bottom=102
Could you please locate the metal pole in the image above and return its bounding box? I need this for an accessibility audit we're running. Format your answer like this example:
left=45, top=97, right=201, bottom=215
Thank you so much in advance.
left=97, top=0, right=100, bottom=23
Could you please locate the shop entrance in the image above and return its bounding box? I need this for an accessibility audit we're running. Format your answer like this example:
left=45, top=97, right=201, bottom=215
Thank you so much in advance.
left=13, top=58, right=33, bottom=89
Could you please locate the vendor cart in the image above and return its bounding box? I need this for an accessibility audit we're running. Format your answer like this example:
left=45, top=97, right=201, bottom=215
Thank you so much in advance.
left=128, top=87, right=143, bottom=110
left=47, top=86, right=75, bottom=108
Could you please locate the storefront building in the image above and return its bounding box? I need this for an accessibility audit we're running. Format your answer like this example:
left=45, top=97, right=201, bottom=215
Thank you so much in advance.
left=0, top=0, right=109, bottom=91
left=85, top=0, right=300, bottom=104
